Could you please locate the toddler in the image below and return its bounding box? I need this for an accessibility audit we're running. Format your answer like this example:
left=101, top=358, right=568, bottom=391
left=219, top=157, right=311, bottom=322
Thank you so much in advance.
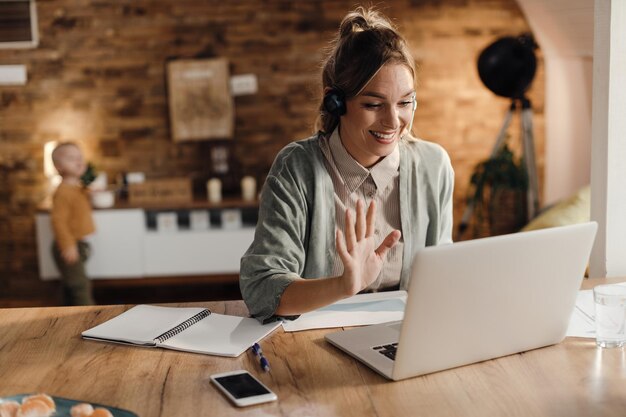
left=50, top=142, right=96, bottom=305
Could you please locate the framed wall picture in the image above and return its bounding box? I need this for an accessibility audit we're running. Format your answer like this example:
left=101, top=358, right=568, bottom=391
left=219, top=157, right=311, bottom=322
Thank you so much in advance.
left=0, top=0, right=39, bottom=49
left=167, top=58, right=234, bottom=141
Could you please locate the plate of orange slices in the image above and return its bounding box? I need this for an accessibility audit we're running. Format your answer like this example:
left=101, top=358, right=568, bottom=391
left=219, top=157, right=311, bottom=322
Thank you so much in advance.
left=0, top=393, right=138, bottom=417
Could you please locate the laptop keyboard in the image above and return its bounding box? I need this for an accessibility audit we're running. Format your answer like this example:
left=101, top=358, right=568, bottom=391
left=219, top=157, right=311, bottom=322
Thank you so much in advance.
left=373, top=343, right=398, bottom=360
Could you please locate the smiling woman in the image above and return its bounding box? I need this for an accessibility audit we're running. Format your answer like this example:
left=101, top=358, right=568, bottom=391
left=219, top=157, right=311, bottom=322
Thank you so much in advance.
left=339, top=64, right=416, bottom=168
left=239, top=6, right=454, bottom=324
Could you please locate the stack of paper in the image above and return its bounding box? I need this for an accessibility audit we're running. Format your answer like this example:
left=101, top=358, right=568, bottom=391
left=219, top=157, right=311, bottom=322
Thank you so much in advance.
left=282, top=291, right=406, bottom=332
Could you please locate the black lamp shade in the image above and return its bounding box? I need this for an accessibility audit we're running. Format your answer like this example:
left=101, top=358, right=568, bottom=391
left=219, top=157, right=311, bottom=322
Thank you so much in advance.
left=477, top=35, right=537, bottom=99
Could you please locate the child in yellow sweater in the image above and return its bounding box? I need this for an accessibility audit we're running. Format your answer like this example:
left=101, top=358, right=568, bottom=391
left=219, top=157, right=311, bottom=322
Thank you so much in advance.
left=50, top=142, right=96, bottom=305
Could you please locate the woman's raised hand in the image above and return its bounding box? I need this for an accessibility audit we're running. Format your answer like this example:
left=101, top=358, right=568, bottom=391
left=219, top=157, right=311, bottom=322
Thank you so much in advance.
left=336, top=199, right=401, bottom=296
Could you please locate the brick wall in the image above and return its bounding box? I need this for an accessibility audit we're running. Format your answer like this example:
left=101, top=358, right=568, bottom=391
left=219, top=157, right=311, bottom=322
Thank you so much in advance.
left=0, top=0, right=543, bottom=304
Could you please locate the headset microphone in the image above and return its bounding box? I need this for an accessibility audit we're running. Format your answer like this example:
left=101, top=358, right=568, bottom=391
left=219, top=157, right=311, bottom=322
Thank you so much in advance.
left=405, top=96, right=417, bottom=138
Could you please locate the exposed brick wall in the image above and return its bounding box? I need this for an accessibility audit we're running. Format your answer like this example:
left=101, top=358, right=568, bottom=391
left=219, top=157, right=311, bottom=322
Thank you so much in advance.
left=0, top=0, right=543, bottom=304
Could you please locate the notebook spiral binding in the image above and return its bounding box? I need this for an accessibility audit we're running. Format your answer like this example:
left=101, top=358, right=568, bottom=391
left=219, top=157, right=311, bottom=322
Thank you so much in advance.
left=154, top=309, right=211, bottom=344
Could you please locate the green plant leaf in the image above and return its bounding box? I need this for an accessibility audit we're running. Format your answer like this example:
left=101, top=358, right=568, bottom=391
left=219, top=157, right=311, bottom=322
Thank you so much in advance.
left=81, top=162, right=98, bottom=187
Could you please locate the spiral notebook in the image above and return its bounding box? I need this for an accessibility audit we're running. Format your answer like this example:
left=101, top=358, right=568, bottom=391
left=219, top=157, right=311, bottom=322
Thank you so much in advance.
left=81, top=305, right=281, bottom=357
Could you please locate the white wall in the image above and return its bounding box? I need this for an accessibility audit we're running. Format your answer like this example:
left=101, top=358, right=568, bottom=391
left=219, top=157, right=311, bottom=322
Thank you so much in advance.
left=543, top=57, right=593, bottom=204
left=589, top=0, right=626, bottom=278
left=517, top=0, right=626, bottom=277
left=515, top=0, right=594, bottom=205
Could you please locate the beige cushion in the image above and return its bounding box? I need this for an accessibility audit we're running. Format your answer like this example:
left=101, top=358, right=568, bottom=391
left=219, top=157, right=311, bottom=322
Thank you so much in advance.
left=522, top=185, right=590, bottom=232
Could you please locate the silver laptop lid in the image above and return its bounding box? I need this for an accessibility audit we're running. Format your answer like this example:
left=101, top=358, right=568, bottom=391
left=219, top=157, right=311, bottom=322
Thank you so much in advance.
left=392, top=222, right=597, bottom=380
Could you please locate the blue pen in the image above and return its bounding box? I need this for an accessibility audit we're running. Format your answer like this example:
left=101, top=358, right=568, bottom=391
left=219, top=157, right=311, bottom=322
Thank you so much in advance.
left=251, top=342, right=270, bottom=372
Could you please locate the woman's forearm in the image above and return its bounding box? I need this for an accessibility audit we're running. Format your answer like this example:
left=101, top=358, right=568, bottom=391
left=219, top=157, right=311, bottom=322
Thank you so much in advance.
left=274, top=201, right=400, bottom=317
left=274, top=276, right=350, bottom=316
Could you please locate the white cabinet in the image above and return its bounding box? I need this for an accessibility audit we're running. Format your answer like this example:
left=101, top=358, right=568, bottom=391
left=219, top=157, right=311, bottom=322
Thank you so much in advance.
left=85, top=210, right=145, bottom=278
left=36, top=209, right=144, bottom=280
left=35, top=208, right=255, bottom=280
left=143, top=229, right=255, bottom=276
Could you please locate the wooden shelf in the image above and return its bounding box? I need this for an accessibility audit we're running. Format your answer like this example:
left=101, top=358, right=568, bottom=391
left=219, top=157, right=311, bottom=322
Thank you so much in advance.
left=38, top=197, right=259, bottom=212
left=117, top=197, right=259, bottom=211
left=92, top=274, right=242, bottom=304
left=93, top=273, right=239, bottom=288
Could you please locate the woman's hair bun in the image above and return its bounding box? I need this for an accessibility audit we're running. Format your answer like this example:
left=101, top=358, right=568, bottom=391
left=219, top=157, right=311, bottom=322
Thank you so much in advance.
left=316, top=6, right=416, bottom=135
left=339, top=6, right=396, bottom=38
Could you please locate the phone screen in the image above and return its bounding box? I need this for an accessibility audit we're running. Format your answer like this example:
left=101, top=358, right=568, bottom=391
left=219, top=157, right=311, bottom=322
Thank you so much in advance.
left=214, top=373, right=271, bottom=399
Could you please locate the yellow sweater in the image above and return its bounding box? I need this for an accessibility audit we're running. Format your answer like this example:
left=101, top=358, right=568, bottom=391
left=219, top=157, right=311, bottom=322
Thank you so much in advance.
left=51, top=182, right=96, bottom=251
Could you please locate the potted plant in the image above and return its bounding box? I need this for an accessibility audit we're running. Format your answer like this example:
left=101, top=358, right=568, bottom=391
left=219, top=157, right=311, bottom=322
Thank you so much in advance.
left=465, top=144, right=528, bottom=238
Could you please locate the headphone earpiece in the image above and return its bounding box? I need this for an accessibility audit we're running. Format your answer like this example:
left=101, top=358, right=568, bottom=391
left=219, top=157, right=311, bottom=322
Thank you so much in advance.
left=323, top=89, right=347, bottom=117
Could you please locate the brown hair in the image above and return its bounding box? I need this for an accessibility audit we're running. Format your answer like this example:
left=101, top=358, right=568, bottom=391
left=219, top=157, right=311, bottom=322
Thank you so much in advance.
left=316, top=7, right=417, bottom=134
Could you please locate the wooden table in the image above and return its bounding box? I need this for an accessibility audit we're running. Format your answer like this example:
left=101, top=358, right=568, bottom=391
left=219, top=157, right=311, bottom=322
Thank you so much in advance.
left=1, top=278, right=625, bottom=417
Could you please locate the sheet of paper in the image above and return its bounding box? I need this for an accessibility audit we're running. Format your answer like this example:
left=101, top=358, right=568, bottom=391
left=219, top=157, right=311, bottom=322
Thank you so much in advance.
left=282, top=290, right=406, bottom=332
left=566, top=290, right=595, bottom=338
left=282, top=283, right=625, bottom=336
left=161, top=313, right=281, bottom=357
left=566, top=282, right=626, bottom=339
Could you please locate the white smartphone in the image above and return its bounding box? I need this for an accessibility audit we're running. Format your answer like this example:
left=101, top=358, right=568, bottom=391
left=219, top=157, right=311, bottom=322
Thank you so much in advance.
left=210, top=370, right=277, bottom=407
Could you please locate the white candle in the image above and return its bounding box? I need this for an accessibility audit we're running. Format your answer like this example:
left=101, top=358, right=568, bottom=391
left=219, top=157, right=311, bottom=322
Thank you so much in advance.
left=207, top=178, right=222, bottom=203
left=241, top=176, right=257, bottom=202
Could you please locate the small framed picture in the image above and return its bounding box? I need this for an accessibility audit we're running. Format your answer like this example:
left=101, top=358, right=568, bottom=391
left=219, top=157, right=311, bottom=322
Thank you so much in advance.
left=156, top=212, right=178, bottom=233
left=221, top=209, right=242, bottom=230
left=190, top=210, right=210, bottom=230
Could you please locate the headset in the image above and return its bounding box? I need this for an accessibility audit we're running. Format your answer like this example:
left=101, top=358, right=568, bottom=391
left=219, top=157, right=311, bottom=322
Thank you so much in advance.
left=323, top=88, right=347, bottom=117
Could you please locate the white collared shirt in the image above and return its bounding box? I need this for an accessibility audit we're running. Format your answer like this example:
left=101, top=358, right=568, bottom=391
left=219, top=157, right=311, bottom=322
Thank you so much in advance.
left=319, top=128, right=403, bottom=291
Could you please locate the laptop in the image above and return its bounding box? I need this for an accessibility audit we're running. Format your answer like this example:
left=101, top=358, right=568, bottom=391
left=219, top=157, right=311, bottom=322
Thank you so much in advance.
left=325, top=222, right=597, bottom=381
